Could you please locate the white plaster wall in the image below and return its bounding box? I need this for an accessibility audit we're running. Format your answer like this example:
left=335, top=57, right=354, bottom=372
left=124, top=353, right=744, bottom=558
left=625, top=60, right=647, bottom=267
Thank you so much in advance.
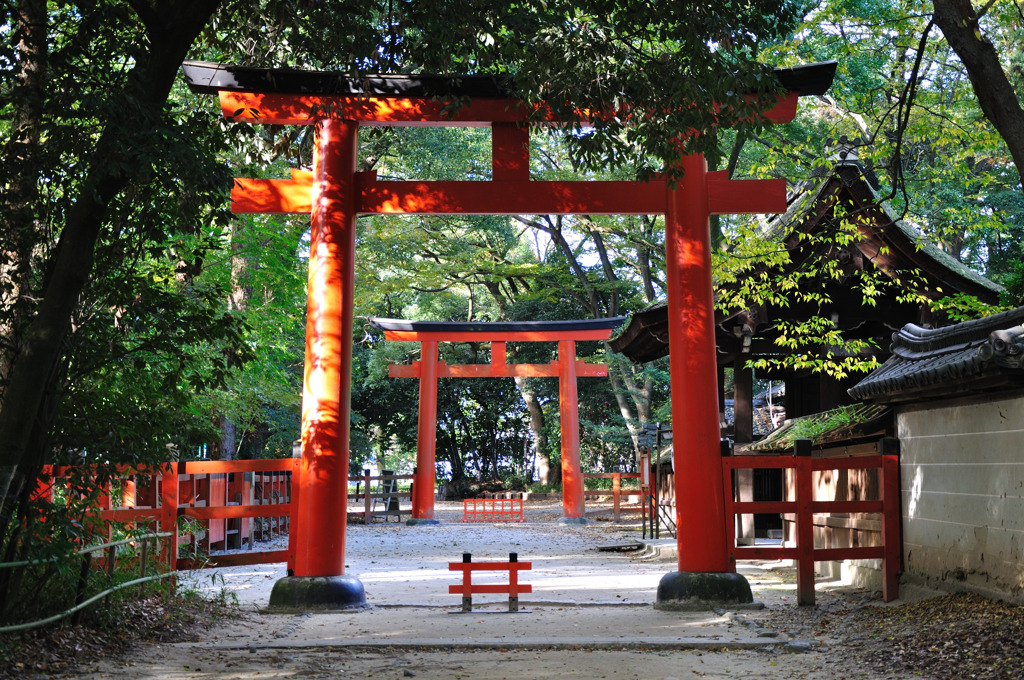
left=898, top=393, right=1024, bottom=601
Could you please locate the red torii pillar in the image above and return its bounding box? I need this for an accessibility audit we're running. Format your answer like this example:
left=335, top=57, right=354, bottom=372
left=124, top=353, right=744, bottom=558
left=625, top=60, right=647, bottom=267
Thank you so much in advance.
left=369, top=318, right=620, bottom=524
left=182, top=59, right=834, bottom=610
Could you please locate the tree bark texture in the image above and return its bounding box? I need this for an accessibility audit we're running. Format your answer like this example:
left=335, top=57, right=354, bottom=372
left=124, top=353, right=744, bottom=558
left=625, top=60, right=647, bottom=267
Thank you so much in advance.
left=932, top=0, right=1024, bottom=189
left=514, top=376, right=557, bottom=486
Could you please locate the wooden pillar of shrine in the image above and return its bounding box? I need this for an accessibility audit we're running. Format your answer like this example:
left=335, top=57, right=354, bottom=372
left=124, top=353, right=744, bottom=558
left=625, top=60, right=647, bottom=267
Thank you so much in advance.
left=410, top=341, right=440, bottom=524
left=269, top=118, right=366, bottom=609
left=656, top=154, right=753, bottom=607
left=557, top=340, right=586, bottom=523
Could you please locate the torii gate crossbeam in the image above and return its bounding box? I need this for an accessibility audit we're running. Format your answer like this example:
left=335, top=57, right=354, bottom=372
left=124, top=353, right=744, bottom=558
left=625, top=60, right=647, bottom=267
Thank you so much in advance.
left=182, top=60, right=836, bottom=611
left=368, top=317, right=624, bottom=524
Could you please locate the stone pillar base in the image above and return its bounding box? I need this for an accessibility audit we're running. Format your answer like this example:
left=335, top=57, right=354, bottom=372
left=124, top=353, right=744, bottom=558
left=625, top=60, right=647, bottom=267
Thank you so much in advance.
left=556, top=516, right=589, bottom=526
left=654, top=571, right=755, bottom=610
left=268, top=575, right=367, bottom=611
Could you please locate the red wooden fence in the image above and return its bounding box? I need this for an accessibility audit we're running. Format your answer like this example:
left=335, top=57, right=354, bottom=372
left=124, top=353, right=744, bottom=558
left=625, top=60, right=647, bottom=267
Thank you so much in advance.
left=722, top=440, right=901, bottom=606
left=38, top=461, right=420, bottom=574
left=582, top=472, right=642, bottom=521
left=40, top=460, right=299, bottom=572
left=463, top=498, right=524, bottom=522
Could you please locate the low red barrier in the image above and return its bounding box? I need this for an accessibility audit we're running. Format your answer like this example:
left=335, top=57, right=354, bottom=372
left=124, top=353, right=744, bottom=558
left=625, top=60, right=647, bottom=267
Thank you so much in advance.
left=582, top=472, right=642, bottom=521
left=39, top=459, right=297, bottom=573
left=722, top=440, right=901, bottom=606
left=463, top=498, right=524, bottom=522
left=449, top=552, right=532, bottom=611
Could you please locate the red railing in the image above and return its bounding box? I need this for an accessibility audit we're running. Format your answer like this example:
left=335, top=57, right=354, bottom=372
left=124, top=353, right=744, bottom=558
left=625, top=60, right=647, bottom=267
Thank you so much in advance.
left=463, top=498, right=524, bottom=522
left=449, top=552, right=532, bottom=611
left=37, top=462, right=424, bottom=574
left=39, top=459, right=297, bottom=572
left=722, top=440, right=901, bottom=606
left=583, top=472, right=642, bottom=521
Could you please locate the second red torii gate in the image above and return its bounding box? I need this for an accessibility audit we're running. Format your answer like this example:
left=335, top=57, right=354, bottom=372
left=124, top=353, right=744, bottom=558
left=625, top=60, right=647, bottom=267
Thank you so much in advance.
left=368, top=317, right=624, bottom=524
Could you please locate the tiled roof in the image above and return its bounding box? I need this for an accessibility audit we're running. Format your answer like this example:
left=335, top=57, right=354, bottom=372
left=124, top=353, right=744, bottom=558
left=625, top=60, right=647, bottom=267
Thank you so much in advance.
left=848, top=306, right=1024, bottom=402
left=745, top=403, right=891, bottom=452
left=182, top=60, right=838, bottom=98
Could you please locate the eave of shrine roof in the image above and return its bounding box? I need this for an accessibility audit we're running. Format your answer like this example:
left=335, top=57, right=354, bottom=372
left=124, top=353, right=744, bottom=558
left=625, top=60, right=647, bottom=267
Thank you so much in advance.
left=609, top=163, right=1003, bottom=365
left=848, top=305, right=1024, bottom=403
left=762, top=162, right=1001, bottom=298
left=181, top=61, right=514, bottom=98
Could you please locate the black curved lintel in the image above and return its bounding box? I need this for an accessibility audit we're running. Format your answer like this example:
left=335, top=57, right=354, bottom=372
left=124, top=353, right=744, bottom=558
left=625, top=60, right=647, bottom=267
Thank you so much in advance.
left=368, top=316, right=626, bottom=334
left=181, top=60, right=837, bottom=100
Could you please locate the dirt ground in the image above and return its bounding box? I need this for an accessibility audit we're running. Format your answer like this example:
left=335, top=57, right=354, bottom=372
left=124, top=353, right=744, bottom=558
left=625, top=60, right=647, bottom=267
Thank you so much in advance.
left=8, top=500, right=1024, bottom=679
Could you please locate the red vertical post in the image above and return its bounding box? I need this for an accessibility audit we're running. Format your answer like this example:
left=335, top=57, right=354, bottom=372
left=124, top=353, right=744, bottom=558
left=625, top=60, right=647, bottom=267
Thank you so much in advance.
left=664, top=154, right=730, bottom=572
left=286, top=458, right=299, bottom=574
left=461, top=552, right=473, bottom=611
left=412, top=340, right=439, bottom=521
left=492, top=123, right=529, bottom=181
left=122, top=477, right=136, bottom=508
left=794, top=439, right=815, bottom=606
left=613, top=472, right=621, bottom=521
left=881, top=451, right=902, bottom=602
left=160, top=463, right=179, bottom=572
left=294, top=117, right=359, bottom=578
left=558, top=340, right=585, bottom=521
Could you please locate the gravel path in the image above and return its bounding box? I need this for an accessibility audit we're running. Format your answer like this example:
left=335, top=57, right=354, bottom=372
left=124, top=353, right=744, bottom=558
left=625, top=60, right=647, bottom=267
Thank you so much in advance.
left=78, top=499, right=1023, bottom=680
left=180, top=500, right=669, bottom=607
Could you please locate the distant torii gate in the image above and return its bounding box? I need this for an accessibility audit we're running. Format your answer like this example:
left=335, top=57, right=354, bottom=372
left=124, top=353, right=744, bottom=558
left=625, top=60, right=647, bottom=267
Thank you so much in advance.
left=182, top=59, right=836, bottom=610
left=368, top=317, right=624, bottom=524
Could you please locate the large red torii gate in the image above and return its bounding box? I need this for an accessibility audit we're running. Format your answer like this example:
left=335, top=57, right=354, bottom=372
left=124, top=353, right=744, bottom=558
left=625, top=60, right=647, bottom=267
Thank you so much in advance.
left=368, top=316, right=624, bottom=524
left=182, top=60, right=836, bottom=610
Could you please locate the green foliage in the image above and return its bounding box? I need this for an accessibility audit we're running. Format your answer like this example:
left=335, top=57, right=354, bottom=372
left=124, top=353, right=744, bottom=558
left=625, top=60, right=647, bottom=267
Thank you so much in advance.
left=930, top=293, right=1009, bottom=323
left=783, top=403, right=864, bottom=441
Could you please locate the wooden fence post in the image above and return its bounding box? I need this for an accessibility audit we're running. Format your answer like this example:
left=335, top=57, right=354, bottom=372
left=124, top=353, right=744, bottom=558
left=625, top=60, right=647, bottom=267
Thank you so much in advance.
left=461, top=553, right=473, bottom=611
left=881, top=437, right=902, bottom=602
left=720, top=439, right=736, bottom=558
left=794, top=439, right=815, bottom=606
left=509, top=552, right=520, bottom=612
left=160, top=462, right=179, bottom=573
left=363, top=469, right=373, bottom=524
left=612, top=473, right=621, bottom=521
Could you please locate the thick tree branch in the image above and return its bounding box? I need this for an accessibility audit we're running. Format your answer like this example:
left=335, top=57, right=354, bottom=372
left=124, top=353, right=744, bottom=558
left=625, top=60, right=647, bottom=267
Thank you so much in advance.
left=932, top=0, right=1024, bottom=194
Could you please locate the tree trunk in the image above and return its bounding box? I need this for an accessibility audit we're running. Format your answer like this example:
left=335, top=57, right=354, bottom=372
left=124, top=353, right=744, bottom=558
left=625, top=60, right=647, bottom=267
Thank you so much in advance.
left=0, top=0, right=221, bottom=512
left=214, top=218, right=254, bottom=461
left=0, top=0, right=48, bottom=510
left=932, top=0, right=1024, bottom=192
left=515, top=376, right=557, bottom=486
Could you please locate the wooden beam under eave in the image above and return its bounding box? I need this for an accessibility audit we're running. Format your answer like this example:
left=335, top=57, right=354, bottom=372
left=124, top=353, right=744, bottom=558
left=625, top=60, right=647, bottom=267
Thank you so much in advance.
left=218, top=88, right=801, bottom=128
left=220, top=91, right=534, bottom=126
left=707, top=173, right=788, bottom=215
left=358, top=178, right=667, bottom=215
